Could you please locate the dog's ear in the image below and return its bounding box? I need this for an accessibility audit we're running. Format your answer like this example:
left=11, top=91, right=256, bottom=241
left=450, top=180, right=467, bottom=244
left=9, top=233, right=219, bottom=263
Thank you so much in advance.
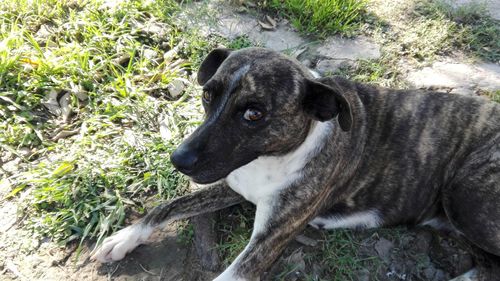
left=197, top=48, right=233, bottom=85
left=303, top=79, right=353, bottom=131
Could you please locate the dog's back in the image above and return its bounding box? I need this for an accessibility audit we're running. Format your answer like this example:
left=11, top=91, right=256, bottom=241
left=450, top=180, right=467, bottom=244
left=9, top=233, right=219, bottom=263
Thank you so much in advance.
left=317, top=76, right=500, bottom=279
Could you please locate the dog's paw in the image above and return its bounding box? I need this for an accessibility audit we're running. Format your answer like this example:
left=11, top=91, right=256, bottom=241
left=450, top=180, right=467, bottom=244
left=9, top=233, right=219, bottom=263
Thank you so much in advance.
left=91, top=224, right=153, bottom=263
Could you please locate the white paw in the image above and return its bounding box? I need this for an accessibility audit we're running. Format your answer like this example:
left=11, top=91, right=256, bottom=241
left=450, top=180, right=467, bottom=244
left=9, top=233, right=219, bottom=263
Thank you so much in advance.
left=91, top=224, right=153, bottom=263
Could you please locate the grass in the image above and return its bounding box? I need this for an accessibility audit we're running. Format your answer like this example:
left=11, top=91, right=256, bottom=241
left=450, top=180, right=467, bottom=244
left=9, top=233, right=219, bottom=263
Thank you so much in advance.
left=417, top=0, right=500, bottom=62
left=0, top=0, right=251, bottom=248
left=482, top=89, right=500, bottom=103
left=308, top=230, right=383, bottom=281
left=326, top=0, right=500, bottom=89
left=375, top=0, right=499, bottom=62
left=267, top=0, right=367, bottom=37
left=216, top=204, right=254, bottom=266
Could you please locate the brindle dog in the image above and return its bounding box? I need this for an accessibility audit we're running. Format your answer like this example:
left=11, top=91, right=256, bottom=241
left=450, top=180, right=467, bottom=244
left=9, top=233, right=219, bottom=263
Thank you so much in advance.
left=92, top=47, right=500, bottom=281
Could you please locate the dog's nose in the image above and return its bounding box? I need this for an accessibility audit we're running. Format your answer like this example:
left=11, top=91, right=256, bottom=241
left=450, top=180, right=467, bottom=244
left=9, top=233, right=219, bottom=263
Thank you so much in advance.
left=170, top=146, right=199, bottom=174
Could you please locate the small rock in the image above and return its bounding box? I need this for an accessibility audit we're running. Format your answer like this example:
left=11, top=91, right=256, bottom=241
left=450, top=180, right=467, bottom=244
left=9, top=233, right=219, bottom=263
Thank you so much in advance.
left=141, top=22, right=168, bottom=38
left=375, top=238, right=394, bottom=261
left=166, top=78, right=187, bottom=99
left=160, top=41, right=170, bottom=51
left=18, top=147, right=32, bottom=157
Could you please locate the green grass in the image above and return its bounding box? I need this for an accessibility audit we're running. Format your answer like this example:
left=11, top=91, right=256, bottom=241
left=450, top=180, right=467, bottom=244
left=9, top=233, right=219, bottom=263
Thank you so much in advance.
left=325, top=0, right=500, bottom=89
left=268, top=0, right=367, bottom=37
left=483, top=90, right=500, bottom=103
left=216, top=205, right=254, bottom=266
left=371, top=0, right=499, bottom=63
left=0, top=0, right=252, bottom=248
left=308, top=230, right=383, bottom=281
left=416, top=0, right=500, bottom=62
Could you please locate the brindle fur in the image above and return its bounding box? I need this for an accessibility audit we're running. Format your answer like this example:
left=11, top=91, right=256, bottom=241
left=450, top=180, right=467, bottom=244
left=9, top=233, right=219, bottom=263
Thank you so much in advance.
left=95, top=48, right=500, bottom=281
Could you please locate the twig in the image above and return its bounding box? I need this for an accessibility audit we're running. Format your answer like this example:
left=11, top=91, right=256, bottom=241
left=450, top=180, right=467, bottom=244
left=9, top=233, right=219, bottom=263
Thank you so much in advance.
left=138, top=263, right=157, bottom=276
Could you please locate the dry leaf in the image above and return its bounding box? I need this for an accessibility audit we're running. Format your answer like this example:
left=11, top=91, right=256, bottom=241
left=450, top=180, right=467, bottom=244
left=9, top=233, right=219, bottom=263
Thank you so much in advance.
left=59, top=92, right=72, bottom=123
left=52, top=129, right=79, bottom=141
left=265, top=15, right=277, bottom=27
left=290, top=46, right=308, bottom=59
left=258, top=20, right=275, bottom=30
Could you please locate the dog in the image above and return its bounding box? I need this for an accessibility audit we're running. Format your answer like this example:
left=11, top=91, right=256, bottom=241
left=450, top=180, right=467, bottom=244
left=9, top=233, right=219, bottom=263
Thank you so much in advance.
left=92, top=47, right=500, bottom=281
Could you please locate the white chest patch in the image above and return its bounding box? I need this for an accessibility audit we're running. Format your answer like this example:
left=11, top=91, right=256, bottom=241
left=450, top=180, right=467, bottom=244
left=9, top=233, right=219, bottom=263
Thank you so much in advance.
left=226, top=121, right=332, bottom=204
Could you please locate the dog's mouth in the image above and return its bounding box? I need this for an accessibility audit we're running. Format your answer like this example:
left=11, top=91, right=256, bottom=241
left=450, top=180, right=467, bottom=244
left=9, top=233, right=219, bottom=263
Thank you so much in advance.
left=187, top=171, right=227, bottom=185
left=175, top=161, right=228, bottom=184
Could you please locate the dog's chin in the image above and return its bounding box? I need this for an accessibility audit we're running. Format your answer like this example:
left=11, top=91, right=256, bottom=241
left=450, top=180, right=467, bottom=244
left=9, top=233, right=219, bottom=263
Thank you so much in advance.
left=188, top=173, right=226, bottom=185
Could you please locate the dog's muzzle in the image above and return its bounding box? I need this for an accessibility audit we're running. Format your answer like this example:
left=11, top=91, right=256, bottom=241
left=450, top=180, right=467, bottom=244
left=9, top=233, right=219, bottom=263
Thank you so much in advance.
left=170, top=144, right=199, bottom=175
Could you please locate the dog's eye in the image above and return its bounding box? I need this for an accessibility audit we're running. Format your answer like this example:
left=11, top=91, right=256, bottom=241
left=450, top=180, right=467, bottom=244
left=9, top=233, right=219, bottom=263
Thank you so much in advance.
left=202, top=91, right=211, bottom=103
left=243, top=108, right=263, bottom=121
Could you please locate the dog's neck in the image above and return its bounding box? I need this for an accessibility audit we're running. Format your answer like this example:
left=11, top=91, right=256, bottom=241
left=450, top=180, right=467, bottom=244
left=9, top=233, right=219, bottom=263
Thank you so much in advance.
left=225, top=77, right=369, bottom=207
left=226, top=120, right=334, bottom=204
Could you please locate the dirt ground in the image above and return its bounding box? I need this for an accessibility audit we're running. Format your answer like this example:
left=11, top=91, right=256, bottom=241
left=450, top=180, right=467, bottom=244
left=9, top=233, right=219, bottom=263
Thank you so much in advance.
left=1, top=0, right=499, bottom=280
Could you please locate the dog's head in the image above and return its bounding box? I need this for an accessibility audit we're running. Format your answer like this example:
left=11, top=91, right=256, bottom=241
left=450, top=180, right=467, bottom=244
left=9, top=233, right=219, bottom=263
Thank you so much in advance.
left=170, top=47, right=352, bottom=184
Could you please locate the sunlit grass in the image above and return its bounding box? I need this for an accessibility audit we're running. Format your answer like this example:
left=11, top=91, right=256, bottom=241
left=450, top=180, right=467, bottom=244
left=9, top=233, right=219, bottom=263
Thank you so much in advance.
left=0, top=0, right=259, bottom=251
left=0, top=0, right=208, bottom=248
left=269, top=0, right=367, bottom=37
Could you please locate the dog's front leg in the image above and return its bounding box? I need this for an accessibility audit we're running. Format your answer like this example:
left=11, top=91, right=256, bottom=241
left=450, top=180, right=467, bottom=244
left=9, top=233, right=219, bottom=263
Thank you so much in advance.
left=214, top=192, right=324, bottom=281
left=92, top=181, right=244, bottom=262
